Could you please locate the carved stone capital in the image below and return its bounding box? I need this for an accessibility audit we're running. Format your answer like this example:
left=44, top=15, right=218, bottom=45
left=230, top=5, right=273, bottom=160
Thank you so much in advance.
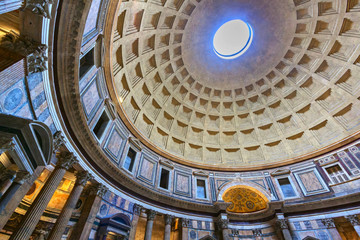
left=0, top=139, right=15, bottom=152
left=181, top=218, right=191, bottom=228
left=0, top=169, right=16, bottom=182
left=217, top=218, right=229, bottom=230
left=13, top=170, right=31, bottom=184
left=253, top=229, right=262, bottom=237
left=56, top=152, right=78, bottom=170
left=164, top=215, right=174, bottom=225
left=53, top=131, right=65, bottom=153
left=23, top=0, right=53, bottom=18
left=75, top=171, right=93, bottom=186
left=321, top=218, right=336, bottom=229
left=0, top=31, right=48, bottom=74
left=276, top=219, right=289, bottom=229
left=146, top=209, right=157, bottom=221
left=346, top=215, right=360, bottom=226
left=89, top=183, right=108, bottom=198
left=27, top=45, right=48, bottom=73
left=133, top=204, right=142, bottom=216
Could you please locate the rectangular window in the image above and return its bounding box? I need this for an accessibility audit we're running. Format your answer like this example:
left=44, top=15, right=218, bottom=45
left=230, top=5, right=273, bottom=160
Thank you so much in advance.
left=123, top=148, right=136, bottom=172
left=159, top=168, right=170, bottom=190
left=79, top=48, right=94, bottom=78
left=196, top=179, right=207, bottom=199
left=278, top=177, right=297, bottom=198
left=93, top=111, right=110, bottom=140
left=326, top=165, right=349, bottom=184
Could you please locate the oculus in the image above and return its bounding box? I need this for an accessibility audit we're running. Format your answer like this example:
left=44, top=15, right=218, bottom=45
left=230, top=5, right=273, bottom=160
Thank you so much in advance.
left=213, top=19, right=253, bottom=59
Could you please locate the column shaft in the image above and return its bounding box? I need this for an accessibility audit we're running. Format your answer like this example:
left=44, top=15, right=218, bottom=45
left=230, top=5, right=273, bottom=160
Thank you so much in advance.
left=327, top=228, right=342, bottom=240
left=0, top=178, right=13, bottom=197
left=0, top=169, right=37, bottom=230
left=68, top=184, right=107, bottom=240
left=145, top=220, right=154, bottom=240
left=353, top=225, right=360, bottom=237
left=128, top=205, right=141, bottom=240
left=10, top=167, right=67, bottom=240
left=164, top=224, right=171, bottom=240
left=281, top=229, right=292, bottom=240
left=0, top=0, right=23, bottom=15
left=145, top=210, right=156, bottom=240
left=47, top=184, right=85, bottom=240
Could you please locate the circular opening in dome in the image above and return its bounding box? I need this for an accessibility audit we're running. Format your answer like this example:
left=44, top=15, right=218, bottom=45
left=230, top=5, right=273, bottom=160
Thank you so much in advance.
left=213, top=20, right=253, bottom=59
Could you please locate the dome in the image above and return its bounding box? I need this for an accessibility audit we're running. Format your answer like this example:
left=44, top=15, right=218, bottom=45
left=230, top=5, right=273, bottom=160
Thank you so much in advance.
left=107, top=0, right=360, bottom=169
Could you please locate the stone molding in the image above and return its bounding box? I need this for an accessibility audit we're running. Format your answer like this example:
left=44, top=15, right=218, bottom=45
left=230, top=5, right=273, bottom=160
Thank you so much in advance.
left=0, top=169, right=16, bottom=182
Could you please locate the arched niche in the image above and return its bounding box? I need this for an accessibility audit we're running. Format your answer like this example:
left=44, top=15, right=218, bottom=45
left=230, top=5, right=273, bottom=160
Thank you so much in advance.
left=217, top=181, right=271, bottom=214
left=96, top=213, right=132, bottom=239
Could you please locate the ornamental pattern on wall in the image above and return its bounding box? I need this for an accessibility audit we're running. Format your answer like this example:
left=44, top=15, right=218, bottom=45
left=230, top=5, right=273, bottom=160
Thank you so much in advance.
left=222, top=187, right=268, bottom=213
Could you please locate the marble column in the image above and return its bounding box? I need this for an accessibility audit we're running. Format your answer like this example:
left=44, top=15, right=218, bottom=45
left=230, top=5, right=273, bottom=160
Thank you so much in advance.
left=10, top=152, right=78, bottom=240
left=0, top=167, right=42, bottom=230
left=0, top=0, right=23, bottom=15
left=181, top=218, right=191, bottom=240
left=128, top=204, right=142, bottom=240
left=276, top=218, right=292, bottom=240
left=68, top=183, right=108, bottom=240
left=0, top=170, right=30, bottom=213
left=47, top=171, right=93, bottom=240
left=217, top=218, right=230, bottom=240
left=321, top=218, right=342, bottom=240
left=145, top=209, right=157, bottom=240
left=164, top=215, right=174, bottom=240
left=0, top=169, right=16, bottom=197
left=346, top=215, right=360, bottom=237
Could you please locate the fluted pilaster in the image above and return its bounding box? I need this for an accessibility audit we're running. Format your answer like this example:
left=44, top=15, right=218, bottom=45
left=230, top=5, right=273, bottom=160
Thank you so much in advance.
left=47, top=171, right=92, bottom=240
left=0, top=0, right=24, bottom=15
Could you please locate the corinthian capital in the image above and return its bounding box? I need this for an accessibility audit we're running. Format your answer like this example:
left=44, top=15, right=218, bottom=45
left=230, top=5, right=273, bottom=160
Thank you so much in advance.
left=146, top=210, right=157, bottom=221
left=53, top=131, right=65, bottom=153
left=23, top=0, right=53, bottom=18
left=75, top=171, right=93, bottom=186
left=56, top=152, right=78, bottom=170
left=89, top=183, right=108, bottom=197
left=217, top=218, right=229, bottom=230
left=276, top=219, right=289, bottom=229
left=164, top=215, right=174, bottom=225
left=321, top=218, right=336, bottom=229
left=13, top=171, right=31, bottom=184
left=346, top=215, right=360, bottom=226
